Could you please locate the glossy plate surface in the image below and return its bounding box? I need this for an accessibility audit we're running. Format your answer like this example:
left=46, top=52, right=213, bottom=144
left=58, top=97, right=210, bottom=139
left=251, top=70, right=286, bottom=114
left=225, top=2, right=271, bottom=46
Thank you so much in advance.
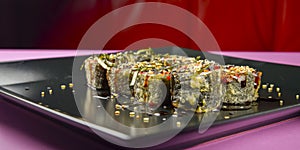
left=1, top=48, right=300, bottom=148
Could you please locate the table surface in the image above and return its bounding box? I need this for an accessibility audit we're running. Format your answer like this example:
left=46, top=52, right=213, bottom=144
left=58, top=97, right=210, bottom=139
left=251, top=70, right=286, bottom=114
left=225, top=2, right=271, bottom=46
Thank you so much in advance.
left=1, top=50, right=300, bottom=150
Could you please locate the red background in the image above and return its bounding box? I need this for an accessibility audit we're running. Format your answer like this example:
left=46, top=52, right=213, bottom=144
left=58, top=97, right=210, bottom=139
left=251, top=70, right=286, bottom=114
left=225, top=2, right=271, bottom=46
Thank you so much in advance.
left=39, top=0, right=300, bottom=51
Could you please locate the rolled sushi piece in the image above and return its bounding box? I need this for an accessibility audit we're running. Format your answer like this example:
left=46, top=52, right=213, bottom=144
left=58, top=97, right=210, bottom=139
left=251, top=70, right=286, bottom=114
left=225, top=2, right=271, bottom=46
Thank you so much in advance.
left=130, top=61, right=173, bottom=113
left=222, top=65, right=262, bottom=106
left=172, top=59, right=224, bottom=113
left=107, top=48, right=158, bottom=103
left=117, top=54, right=200, bottom=113
left=84, top=55, right=111, bottom=89
left=84, top=48, right=154, bottom=90
left=107, top=63, right=133, bottom=103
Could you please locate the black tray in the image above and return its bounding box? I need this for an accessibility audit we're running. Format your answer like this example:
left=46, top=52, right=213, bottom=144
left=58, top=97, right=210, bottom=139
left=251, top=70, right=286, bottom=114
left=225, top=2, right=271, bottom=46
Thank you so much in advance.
left=1, top=48, right=300, bottom=149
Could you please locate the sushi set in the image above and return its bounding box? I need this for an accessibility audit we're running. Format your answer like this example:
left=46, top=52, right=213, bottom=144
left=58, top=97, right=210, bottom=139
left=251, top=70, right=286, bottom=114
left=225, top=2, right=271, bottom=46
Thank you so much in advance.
left=1, top=48, right=300, bottom=148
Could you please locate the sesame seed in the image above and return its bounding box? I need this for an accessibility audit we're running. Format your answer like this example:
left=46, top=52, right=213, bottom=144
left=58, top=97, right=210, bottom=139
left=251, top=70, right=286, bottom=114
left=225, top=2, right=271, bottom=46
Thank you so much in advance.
left=69, top=83, right=74, bottom=88
left=224, top=116, right=230, bottom=119
left=278, top=92, right=281, bottom=97
left=143, top=117, right=149, bottom=123
left=114, top=111, right=120, bottom=116
left=49, top=89, right=53, bottom=95
left=279, top=100, right=284, bottom=106
left=61, top=85, right=66, bottom=90
left=268, top=88, right=273, bottom=93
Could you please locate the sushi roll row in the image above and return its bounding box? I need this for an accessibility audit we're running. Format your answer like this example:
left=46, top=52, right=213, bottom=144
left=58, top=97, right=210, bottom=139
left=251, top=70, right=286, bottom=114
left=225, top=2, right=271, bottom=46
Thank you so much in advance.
left=84, top=48, right=262, bottom=113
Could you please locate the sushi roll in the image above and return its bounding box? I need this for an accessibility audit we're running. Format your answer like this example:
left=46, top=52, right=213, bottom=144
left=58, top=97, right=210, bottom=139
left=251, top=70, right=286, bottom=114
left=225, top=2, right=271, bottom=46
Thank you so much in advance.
left=172, top=60, right=224, bottom=113
left=222, top=65, right=262, bottom=105
left=84, top=48, right=154, bottom=90
left=84, top=55, right=111, bottom=89
left=107, top=63, right=133, bottom=103
left=130, top=61, right=173, bottom=113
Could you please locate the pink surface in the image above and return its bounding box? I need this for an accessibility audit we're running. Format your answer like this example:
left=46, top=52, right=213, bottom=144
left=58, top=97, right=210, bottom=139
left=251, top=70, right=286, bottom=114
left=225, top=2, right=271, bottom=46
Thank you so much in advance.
left=210, top=51, right=300, bottom=67
left=0, top=50, right=300, bottom=149
left=0, top=50, right=120, bottom=63
left=187, top=117, right=300, bottom=150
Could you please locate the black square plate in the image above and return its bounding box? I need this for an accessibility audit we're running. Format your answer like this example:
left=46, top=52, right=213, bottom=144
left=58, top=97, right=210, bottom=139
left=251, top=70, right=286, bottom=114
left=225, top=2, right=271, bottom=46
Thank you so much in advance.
left=1, top=48, right=300, bottom=149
